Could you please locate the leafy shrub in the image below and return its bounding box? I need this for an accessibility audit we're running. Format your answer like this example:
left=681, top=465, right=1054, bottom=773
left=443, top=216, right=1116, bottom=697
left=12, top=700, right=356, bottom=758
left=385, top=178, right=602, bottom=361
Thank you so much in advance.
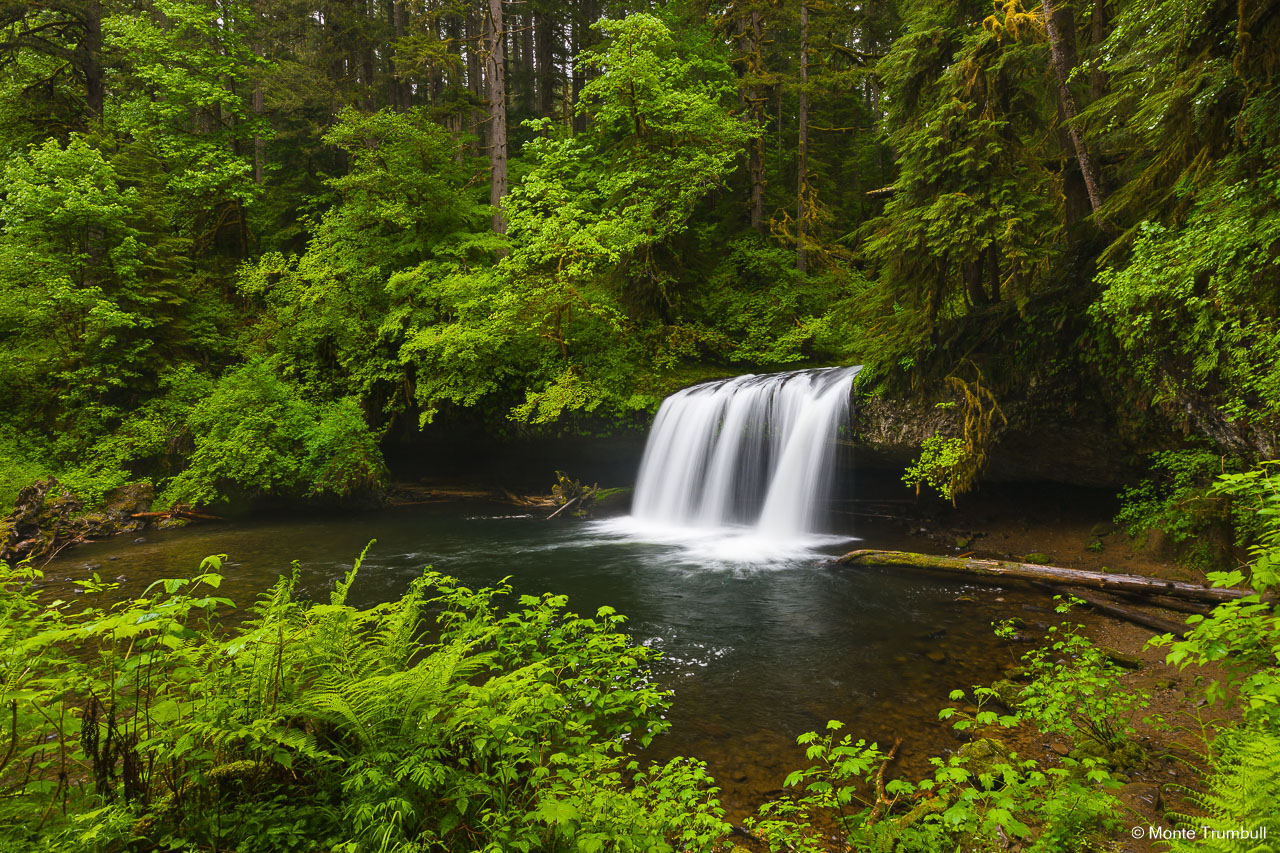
left=1150, top=463, right=1280, bottom=846
left=0, top=426, right=47, bottom=509
left=1015, top=617, right=1150, bottom=764
left=1115, top=448, right=1233, bottom=550
left=0, top=550, right=730, bottom=852
left=903, top=435, right=967, bottom=502
left=750, top=717, right=1122, bottom=853
left=160, top=360, right=386, bottom=506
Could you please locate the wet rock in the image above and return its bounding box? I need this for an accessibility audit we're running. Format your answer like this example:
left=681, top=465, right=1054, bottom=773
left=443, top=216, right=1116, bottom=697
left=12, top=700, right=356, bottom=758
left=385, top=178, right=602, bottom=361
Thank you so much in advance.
left=926, top=649, right=948, bottom=664
left=134, top=537, right=148, bottom=544
left=956, top=737, right=1014, bottom=779
left=1072, top=738, right=1145, bottom=771
left=1100, top=646, right=1144, bottom=670
left=0, top=478, right=158, bottom=563
left=0, top=478, right=86, bottom=563
left=989, top=679, right=1023, bottom=710
left=1117, top=782, right=1162, bottom=819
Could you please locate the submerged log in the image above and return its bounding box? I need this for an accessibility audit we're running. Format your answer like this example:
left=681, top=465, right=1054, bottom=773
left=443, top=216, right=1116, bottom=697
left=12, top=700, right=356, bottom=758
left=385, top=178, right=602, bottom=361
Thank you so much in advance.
left=130, top=509, right=224, bottom=522
left=546, top=496, right=579, bottom=520
left=1046, top=584, right=1190, bottom=638
left=835, top=549, right=1251, bottom=604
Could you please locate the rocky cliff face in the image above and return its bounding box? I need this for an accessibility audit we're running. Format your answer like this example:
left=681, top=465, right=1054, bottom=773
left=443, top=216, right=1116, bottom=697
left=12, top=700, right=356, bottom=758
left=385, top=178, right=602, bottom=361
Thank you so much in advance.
left=848, top=357, right=1279, bottom=489
left=849, top=384, right=1142, bottom=488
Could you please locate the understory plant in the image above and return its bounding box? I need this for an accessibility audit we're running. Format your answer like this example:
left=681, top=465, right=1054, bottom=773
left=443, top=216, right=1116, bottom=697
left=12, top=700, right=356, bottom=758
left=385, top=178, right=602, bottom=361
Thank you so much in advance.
left=0, top=547, right=729, bottom=852
left=1153, top=462, right=1280, bottom=848
left=1015, top=614, right=1150, bottom=766
left=749, top=716, right=1123, bottom=853
left=1114, top=448, right=1236, bottom=566
left=749, top=610, right=1145, bottom=850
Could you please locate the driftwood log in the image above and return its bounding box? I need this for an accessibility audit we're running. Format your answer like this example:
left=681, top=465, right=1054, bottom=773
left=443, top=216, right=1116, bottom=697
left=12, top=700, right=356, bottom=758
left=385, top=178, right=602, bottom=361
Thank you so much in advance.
left=835, top=549, right=1252, bottom=605
left=130, top=508, right=224, bottom=522
left=1034, top=583, right=1191, bottom=638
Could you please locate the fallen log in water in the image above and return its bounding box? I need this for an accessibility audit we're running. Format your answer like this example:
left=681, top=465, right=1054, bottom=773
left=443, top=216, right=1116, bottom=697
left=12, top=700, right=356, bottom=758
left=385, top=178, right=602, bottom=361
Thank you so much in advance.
left=1032, top=583, right=1191, bottom=638
left=835, top=549, right=1252, bottom=605
left=130, top=508, right=225, bottom=522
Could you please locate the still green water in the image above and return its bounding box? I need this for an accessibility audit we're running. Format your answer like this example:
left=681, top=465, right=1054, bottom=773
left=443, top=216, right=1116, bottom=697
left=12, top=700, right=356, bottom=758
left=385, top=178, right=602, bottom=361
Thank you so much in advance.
left=50, top=501, right=1035, bottom=818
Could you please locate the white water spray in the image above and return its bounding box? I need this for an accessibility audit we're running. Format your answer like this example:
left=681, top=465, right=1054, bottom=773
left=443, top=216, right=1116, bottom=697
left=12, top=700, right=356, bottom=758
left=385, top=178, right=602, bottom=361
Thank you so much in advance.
left=627, top=366, right=859, bottom=543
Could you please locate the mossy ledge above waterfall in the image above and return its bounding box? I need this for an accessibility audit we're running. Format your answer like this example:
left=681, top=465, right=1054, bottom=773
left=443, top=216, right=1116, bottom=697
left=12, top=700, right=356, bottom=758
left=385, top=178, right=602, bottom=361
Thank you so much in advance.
left=846, top=371, right=1231, bottom=489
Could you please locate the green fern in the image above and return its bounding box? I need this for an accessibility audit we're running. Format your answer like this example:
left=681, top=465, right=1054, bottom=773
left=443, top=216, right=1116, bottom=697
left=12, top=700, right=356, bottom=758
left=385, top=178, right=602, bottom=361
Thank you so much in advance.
left=1168, top=728, right=1280, bottom=852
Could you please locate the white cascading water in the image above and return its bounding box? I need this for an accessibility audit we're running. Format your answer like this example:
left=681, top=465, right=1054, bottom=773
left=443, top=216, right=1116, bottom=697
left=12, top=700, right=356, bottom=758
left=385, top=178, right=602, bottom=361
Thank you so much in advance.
left=627, top=366, right=860, bottom=543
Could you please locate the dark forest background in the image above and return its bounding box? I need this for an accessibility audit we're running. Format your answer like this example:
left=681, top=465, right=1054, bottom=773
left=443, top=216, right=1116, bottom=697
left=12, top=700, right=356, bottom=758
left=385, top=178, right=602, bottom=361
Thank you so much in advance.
left=2, top=0, right=1277, bottom=510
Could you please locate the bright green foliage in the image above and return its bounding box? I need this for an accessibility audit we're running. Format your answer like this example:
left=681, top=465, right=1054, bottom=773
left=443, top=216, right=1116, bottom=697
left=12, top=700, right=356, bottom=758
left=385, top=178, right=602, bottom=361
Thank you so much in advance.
left=0, top=553, right=730, bottom=851
left=0, top=136, right=154, bottom=415
left=860, top=0, right=1061, bottom=365
left=0, top=134, right=221, bottom=478
left=751, top=717, right=1122, bottom=852
left=1115, top=449, right=1230, bottom=540
left=1015, top=616, right=1149, bottom=763
left=902, top=436, right=966, bottom=503
left=1085, top=0, right=1280, bottom=443
left=1092, top=179, right=1280, bottom=428
left=160, top=361, right=385, bottom=507
left=1149, top=464, right=1280, bottom=844
left=238, top=106, right=490, bottom=411
left=105, top=0, right=267, bottom=242
left=676, top=236, right=848, bottom=367
left=1113, top=448, right=1242, bottom=567
left=391, top=13, right=752, bottom=426
left=748, top=721, right=891, bottom=850
left=1166, top=729, right=1280, bottom=853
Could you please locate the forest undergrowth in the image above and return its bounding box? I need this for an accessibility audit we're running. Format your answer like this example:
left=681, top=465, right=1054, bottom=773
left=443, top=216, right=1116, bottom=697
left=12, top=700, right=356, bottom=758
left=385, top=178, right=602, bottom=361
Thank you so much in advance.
left=3, top=465, right=1280, bottom=852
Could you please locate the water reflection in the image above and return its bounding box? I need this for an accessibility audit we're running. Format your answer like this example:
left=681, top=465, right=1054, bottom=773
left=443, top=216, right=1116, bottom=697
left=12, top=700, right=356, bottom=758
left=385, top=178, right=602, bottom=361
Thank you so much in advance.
left=49, top=501, right=1032, bottom=820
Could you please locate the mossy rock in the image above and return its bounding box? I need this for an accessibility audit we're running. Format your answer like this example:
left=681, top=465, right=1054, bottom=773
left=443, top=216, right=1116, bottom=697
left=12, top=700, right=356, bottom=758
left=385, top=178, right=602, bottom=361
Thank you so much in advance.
left=900, top=793, right=948, bottom=826
left=956, top=737, right=1015, bottom=781
left=1071, top=738, right=1145, bottom=772
left=988, top=679, right=1024, bottom=710
left=1003, top=664, right=1034, bottom=683
left=1023, top=552, right=1053, bottom=564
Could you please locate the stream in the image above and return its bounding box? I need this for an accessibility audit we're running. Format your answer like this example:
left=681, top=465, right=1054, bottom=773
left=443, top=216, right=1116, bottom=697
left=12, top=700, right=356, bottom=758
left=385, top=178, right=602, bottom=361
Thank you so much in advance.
left=47, top=499, right=1047, bottom=820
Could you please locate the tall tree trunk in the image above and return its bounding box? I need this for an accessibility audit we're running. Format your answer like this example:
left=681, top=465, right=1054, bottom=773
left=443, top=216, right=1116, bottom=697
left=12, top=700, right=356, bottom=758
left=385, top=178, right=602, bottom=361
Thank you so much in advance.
left=467, top=10, right=485, bottom=151
left=1042, top=0, right=1104, bottom=216
left=570, top=0, right=586, bottom=133
left=520, top=10, right=535, bottom=115
left=1089, top=0, right=1109, bottom=100
left=83, top=0, right=104, bottom=122
left=387, top=0, right=408, bottom=110
left=748, top=9, right=765, bottom=232
left=964, top=257, right=989, bottom=307
left=361, top=0, right=376, bottom=109
left=536, top=9, right=556, bottom=118
left=486, top=0, right=508, bottom=234
left=986, top=243, right=1001, bottom=303
left=252, top=65, right=265, bottom=185
left=796, top=0, right=810, bottom=273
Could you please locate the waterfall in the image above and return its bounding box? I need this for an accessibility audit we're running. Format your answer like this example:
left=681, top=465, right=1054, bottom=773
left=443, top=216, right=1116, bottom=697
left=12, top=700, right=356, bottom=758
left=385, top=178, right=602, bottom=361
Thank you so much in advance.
left=629, top=366, right=859, bottom=540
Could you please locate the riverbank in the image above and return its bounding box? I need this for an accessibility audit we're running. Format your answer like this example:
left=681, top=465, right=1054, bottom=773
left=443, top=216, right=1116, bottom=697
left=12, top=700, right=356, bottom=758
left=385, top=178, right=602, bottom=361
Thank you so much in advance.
left=24, top=478, right=1229, bottom=849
